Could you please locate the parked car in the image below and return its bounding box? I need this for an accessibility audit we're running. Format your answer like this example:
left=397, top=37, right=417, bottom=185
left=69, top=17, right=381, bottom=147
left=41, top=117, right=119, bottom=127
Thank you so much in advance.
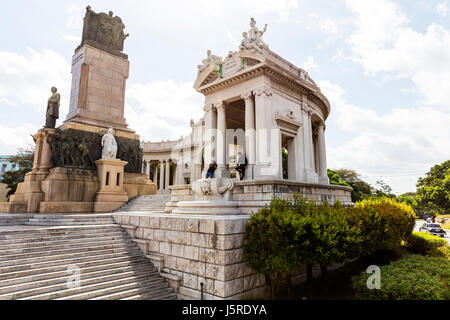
left=419, top=223, right=447, bottom=237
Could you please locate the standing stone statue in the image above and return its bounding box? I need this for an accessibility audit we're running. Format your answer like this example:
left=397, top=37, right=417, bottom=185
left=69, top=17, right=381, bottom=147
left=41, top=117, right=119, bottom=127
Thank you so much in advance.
left=45, top=86, right=60, bottom=128
left=101, top=128, right=118, bottom=159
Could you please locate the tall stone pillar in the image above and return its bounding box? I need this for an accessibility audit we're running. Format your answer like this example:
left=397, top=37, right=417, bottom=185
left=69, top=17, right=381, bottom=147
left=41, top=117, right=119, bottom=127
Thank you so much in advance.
left=158, top=160, right=165, bottom=192
left=215, top=102, right=228, bottom=178
left=242, top=92, right=255, bottom=180
left=203, top=103, right=217, bottom=177
left=165, top=159, right=170, bottom=191
left=253, top=86, right=277, bottom=179
left=301, top=103, right=318, bottom=183
left=317, top=122, right=329, bottom=184
left=146, top=161, right=150, bottom=179
left=153, top=164, right=158, bottom=184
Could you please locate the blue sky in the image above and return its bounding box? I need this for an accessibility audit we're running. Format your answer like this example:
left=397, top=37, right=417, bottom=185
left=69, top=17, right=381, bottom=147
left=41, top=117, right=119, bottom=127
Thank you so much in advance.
left=0, top=0, right=449, bottom=194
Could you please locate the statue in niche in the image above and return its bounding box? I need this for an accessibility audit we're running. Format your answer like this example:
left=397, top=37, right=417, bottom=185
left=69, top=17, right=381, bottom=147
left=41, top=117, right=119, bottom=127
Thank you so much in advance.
left=81, top=6, right=129, bottom=53
left=45, top=87, right=60, bottom=128
left=101, top=128, right=118, bottom=159
left=239, top=18, right=269, bottom=53
left=197, top=50, right=222, bottom=74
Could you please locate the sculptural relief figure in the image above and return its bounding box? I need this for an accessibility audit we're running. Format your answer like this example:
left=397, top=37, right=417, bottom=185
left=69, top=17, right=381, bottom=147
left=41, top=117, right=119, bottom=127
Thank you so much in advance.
left=239, top=18, right=269, bottom=53
left=81, top=6, right=129, bottom=53
left=197, top=50, right=222, bottom=74
left=45, top=87, right=60, bottom=128
left=101, top=128, right=118, bottom=159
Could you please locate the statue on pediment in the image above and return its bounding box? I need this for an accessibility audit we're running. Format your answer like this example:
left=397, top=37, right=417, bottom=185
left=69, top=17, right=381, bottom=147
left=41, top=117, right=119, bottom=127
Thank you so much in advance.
left=240, top=18, right=269, bottom=53
left=81, top=6, right=129, bottom=53
left=197, top=50, right=222, bottom=74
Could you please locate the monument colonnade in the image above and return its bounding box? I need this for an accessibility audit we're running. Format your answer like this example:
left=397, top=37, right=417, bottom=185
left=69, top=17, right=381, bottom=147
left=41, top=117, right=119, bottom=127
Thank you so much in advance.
left=202, top=87, right=329, bottom=183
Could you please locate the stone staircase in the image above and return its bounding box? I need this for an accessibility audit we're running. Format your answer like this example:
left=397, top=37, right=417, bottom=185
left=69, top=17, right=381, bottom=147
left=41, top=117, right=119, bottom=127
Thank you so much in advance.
left=0, top=215, right=177, bottom=300
left=115, top=194, right=170, bottom=212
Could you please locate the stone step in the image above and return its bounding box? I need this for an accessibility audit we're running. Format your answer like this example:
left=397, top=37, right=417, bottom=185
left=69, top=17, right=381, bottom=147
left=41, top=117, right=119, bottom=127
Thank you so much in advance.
left=26, top=218, right=114, bottom=223
left=93, top=285, right=175, bottom=300
left=21, top=273, right=165, bottom=300
left=0, top=263, right=158, bottom=295
left=0, top=250, right=144, bottom=279
left=0, top=225, right=122, bottom=237
left=0, top=241, right=139, bottom=262
left=62, top=278, right=171, bottom=300
left=1, top=269, right=161, bottom=300
left=0, top=237, right=134, bottom=256
left=0, top=229, right=127, bottom=246
left=24, top=221, right=114, bottom=226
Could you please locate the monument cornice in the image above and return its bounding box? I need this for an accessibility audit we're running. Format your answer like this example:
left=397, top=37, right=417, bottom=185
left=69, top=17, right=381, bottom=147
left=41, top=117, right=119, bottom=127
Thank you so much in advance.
left=197, top=62, right=330, bottom=119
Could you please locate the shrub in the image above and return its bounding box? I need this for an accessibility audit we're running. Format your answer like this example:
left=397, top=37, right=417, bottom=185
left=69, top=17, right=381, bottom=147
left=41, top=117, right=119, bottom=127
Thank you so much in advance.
left=406, top=232, right=447, bottom=254
left=243, top=197, right=300, bottom=299
left=352, top=253, right=450, bottom=300
left=355, top=198, right=416, bottom=254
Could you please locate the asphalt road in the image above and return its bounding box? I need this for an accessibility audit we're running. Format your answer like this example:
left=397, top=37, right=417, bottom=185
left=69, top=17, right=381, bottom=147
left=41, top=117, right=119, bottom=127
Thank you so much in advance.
left=414, top=220, right=450, bottom=244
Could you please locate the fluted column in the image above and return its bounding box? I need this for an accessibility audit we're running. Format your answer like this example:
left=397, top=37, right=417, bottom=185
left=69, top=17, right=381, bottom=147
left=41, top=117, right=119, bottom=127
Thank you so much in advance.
left=146, top=161, right=150, bottom=179
left=253, top=86, right=275, bottom=178
left=317, top=122, right=329, bottom=184
left=165, top=159, right=170, bottom=191
left=158, top=160, right=164, bottom=191
left=215, top=101, right=228, bottom=178
left=203, top=103, right=217, bottom=178
left=242, top=91, right=255, bottom=180
left=301, top=103, right=318, bottom=183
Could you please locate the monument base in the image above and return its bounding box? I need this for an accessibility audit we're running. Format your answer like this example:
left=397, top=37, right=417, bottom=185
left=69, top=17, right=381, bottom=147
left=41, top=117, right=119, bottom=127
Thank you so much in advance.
left=172, top=200, right=242, bottom=215
left=94, top=159, right=129, bottom=213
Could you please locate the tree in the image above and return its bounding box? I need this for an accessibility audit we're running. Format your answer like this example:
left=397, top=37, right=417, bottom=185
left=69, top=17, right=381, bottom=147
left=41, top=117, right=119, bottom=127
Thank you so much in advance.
left=397, top=192, right=416, bottom=208
left=1, top=147, right=34, bottom=199
left=327, top=169, right=350, bottom=187
left=414, top=160, right=450, bottom=216
left=335, top=169, right=372, bottom=202
left=373, top=180, right=396, bottom=199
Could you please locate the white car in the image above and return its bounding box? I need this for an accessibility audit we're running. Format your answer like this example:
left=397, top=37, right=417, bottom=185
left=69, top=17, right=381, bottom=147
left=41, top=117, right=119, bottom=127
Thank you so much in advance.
left=419, top=223, right=447, bottom=237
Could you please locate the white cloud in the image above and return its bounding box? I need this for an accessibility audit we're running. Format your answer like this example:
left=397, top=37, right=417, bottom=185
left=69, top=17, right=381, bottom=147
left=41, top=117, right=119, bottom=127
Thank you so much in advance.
left=125, top=80, right=204, bottom=142
left=61, top=34, right=81, bottom=43
left=302, top=56, right=320, bottom=74
left=436, top=2, right=449, bottom=17
left=66, top=5, right=82, bottom=30
left=0, top=49, right=71, bottom=115
left=0, top=124, right=39, bottom=154
left=319, top=80, right=450, bottom=194
left=345, top=0, right=450, bottom=107
left=320, top=17, right=339, bottom=35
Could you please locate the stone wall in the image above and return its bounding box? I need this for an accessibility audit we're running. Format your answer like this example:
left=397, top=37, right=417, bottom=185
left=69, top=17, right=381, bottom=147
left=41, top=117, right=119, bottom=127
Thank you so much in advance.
left=113, top=212, right=333, bottom=300
left=0, top=183, right=7, bottom=202
left=113, top=212, right=266, bottom=299
left=168, top=179, right=353, bottom=214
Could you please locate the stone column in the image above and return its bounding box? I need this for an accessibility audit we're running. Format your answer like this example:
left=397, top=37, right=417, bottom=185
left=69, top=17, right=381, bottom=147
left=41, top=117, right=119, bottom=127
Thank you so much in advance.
left=242, top=91, right=255, bottom=180
left=301, top=103, right=318, bottom=183
left=146, top=161, right=150, bottom=179
left=158, top=160, right=165, bottom=192
left=215, top=102, right=228, bottom=178
left=165, top=159, right=170, bottom=191
left=203, top=103, right=217, bottom=178
left=317, top=122, right=329, bottom=184
left=253, top=86, right=274, bottom=178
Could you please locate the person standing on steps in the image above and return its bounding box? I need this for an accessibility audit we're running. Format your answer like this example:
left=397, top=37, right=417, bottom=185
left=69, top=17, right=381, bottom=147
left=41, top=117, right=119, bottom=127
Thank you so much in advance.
left=206, top=161, right=217, bottom=178
left=235, top=152, right=248, bottom=180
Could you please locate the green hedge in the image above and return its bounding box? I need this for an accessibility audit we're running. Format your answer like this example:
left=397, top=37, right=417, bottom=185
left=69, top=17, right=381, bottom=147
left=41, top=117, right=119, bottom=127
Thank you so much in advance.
left=243, top=195, right=416, bottom=298
left=352, top=253, right=450, bottom=300
left=406, top=232, right=448, bottom=254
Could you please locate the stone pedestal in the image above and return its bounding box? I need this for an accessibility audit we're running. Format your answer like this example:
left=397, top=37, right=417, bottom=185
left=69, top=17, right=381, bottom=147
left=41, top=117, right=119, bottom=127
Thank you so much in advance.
left=94, top=159, right=129, bottom=212
left=0, top=128, right=56, bottom=213
left=65, top=44, right=133, bottom=133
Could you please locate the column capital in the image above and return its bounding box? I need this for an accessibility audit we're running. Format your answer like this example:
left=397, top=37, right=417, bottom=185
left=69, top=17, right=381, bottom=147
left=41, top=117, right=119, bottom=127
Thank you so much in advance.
left=301, top=103, right=313, bottom=115
left=240, top=91, right=253, bottom=101
left=203, top=103, right=215, bottom=112
left=253, top=86, right=272, bottom=97
left=215, top=101, right=225, bottom=110
left=317, top=121, right=326, bottom=131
